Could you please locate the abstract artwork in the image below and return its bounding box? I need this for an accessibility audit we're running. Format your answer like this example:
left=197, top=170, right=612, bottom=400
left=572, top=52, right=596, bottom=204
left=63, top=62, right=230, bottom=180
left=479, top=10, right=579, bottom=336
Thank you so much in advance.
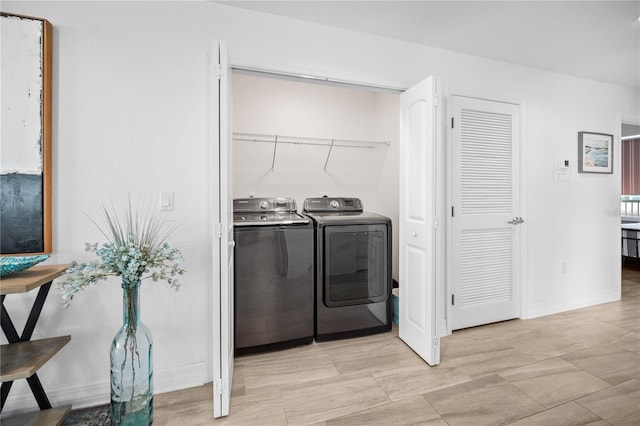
left=1, top=13, right=52, bottom=254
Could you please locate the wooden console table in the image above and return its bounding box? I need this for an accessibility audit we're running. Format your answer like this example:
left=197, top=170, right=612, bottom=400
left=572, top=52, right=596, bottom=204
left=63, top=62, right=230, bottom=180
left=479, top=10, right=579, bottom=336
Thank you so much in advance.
left=1, top=264, right=71, bottom=425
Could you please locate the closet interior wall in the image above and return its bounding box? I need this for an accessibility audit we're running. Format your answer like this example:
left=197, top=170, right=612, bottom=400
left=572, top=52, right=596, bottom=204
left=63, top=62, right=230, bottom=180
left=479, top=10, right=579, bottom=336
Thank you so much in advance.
left=232, top=72, right=400, bottom=280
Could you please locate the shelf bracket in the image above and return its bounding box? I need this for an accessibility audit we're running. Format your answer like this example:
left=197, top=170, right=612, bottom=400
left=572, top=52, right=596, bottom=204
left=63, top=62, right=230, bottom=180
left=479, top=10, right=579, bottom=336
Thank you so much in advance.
left=323, top=139, right=335, bottom=172
left=270, top=135, right=278, bottom=171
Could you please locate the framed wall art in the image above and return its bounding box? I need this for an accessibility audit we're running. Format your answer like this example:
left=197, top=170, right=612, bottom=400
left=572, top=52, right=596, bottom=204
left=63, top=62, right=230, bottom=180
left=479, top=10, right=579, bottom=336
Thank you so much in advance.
left=1, top=13, right=53, bottom=254
left=578, top=131, right=613, bottom=174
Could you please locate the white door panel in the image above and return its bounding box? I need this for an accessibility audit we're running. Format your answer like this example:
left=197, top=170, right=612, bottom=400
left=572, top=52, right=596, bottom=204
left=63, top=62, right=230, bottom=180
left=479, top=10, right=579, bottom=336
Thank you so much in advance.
left=406, top=245, right=428, bottom=330
left=399, top=76, right=440, bottom=366
left=451, top=96, right=520, bottom=331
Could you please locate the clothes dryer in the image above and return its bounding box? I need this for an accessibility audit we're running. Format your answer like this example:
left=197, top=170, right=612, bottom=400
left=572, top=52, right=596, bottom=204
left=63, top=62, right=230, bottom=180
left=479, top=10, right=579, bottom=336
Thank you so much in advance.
left=303, top=197, right=392, bottom=341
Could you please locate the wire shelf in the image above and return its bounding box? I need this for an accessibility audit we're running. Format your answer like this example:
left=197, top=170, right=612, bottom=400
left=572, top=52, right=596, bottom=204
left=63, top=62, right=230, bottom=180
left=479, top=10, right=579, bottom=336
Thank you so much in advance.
left=232, top=132, right=390, bottom=171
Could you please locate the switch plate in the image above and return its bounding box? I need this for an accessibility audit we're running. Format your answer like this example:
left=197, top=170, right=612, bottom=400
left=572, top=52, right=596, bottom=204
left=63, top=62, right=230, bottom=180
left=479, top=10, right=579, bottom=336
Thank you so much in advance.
left=160, top=192, right=174, bottom=211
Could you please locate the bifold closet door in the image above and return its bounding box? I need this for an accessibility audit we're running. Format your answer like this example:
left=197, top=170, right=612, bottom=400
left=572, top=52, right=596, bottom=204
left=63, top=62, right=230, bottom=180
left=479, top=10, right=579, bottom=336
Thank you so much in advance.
left=211, top=40, right=234, bottom=419
left=399, top=75, right=441, bottom=366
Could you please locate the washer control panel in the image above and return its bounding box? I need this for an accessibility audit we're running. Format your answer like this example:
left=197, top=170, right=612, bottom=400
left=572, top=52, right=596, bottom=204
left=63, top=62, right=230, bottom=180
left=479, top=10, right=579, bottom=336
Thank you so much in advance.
left=234, top=197, right=297, bottom=213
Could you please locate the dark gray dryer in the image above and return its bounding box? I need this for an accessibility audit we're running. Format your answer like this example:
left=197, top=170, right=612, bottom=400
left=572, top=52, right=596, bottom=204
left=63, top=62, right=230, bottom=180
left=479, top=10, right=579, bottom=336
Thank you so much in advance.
left=303, top=197, right=392, bottom=342
left=233, top=197, right=314, bottom=354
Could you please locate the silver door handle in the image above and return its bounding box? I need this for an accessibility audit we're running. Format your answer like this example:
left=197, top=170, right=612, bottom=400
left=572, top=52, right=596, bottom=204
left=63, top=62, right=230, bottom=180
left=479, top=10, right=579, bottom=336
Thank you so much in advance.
left=508, top=217, right=524, bottom=225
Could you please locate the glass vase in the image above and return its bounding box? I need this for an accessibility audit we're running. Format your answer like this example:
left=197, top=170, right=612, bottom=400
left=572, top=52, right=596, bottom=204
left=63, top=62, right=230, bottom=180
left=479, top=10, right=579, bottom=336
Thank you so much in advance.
left=110, top=282, right=153, bottom=425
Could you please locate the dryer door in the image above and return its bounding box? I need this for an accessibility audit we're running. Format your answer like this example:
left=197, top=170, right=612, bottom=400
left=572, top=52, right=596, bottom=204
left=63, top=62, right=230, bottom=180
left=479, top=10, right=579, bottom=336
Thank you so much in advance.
left=323, top=224, right=389, bottom=307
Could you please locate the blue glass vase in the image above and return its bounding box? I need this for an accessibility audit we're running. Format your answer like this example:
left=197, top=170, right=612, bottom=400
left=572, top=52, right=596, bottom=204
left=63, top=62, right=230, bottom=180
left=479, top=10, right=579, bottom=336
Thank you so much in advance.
left=110, top=282, right=153, bottom=425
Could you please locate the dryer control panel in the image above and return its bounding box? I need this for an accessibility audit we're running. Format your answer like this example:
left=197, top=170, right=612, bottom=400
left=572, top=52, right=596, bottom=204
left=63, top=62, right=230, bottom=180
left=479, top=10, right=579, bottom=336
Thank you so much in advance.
left=303, top=197, right=363, bottom=213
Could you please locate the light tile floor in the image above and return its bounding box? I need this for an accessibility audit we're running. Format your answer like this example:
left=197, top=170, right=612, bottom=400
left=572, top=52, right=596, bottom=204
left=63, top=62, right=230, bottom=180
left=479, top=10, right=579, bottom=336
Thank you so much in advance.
left=152, top=266, right=640, bottom=425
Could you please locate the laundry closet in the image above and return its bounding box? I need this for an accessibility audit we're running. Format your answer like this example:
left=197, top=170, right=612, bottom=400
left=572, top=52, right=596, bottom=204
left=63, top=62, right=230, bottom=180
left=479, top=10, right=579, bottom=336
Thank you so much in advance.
left=228, top=71, right=401, bottom=354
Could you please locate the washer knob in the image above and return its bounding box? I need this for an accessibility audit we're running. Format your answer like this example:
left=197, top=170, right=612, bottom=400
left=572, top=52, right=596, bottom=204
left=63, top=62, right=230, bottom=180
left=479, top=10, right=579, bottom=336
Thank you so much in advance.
left=330, top=200, right=340, bottom=209
left=259, top=201, right=269, bottom=209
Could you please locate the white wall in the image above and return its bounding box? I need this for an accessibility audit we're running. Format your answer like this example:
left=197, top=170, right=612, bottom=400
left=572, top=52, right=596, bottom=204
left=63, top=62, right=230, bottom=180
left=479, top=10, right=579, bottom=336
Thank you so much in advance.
left=2, top=1, right=218, bottom=414
left=2, top=0, right=638, bottom=415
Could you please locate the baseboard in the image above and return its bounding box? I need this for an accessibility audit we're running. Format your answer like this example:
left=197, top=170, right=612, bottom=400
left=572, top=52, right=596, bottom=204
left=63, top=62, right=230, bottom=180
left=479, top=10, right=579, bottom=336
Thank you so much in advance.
left=0, top=362, right=207, bottom=417
left=524, top=288, right=620, bottom=319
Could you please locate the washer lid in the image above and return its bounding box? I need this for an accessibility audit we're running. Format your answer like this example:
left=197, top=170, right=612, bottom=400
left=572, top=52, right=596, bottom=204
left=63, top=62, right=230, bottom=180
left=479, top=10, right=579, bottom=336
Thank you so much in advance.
left=233, top=212, right=310, bottom=227
left=304, top=210, right=391, bottom=225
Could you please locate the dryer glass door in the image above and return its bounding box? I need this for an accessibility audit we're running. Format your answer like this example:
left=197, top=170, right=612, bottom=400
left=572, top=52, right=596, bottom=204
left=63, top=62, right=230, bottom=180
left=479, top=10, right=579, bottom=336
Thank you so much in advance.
left=323, top=224, right=389, bottom=307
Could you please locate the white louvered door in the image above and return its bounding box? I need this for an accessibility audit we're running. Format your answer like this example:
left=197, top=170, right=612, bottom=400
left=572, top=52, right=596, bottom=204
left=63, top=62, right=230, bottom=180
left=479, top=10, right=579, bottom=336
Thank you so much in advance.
left=451, top=95, right=520, bottom=330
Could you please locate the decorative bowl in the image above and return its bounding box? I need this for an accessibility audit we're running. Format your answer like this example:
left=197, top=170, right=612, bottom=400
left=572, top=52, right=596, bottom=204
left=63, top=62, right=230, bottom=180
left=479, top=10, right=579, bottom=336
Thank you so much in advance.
left=0, top=255, right=50, bottom=277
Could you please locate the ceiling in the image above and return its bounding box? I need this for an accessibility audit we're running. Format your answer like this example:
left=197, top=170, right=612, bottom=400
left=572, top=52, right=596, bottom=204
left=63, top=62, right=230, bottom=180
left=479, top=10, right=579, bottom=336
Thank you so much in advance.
left=216, top=1, right=640, bottom=89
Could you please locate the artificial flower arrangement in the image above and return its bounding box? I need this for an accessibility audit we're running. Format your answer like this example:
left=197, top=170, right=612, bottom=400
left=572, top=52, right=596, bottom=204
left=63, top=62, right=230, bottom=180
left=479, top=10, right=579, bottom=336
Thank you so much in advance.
left=58, top=201, right=184, bottom=305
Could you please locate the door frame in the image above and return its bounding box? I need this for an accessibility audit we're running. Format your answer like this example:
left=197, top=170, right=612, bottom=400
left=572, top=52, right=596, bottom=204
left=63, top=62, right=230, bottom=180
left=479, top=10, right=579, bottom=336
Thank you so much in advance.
left=444, top=88, right=528, bottom=334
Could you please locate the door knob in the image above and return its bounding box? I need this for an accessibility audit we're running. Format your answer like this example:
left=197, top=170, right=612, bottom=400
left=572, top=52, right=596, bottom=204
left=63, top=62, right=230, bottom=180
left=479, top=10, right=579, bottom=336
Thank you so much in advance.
left=508, top=217, right=524, bottom=225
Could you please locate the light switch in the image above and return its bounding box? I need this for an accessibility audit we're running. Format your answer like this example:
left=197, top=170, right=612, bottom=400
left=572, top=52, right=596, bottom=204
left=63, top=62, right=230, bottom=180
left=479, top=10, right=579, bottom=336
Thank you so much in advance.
left=160, top=192, right=174, bottom=211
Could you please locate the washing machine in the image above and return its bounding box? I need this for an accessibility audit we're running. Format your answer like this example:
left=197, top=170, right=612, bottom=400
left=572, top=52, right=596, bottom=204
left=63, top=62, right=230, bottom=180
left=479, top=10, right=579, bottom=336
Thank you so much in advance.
left=303, top=197, right=392, bottom=342
left=233, top=197, right=314, bottom=354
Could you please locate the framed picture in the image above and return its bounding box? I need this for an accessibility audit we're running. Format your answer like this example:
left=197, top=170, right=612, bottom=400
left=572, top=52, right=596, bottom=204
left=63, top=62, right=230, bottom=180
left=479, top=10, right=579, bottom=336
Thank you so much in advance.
left=1, top=13, right=53, bottom=254
left=578, top=131, right=614, bottom=174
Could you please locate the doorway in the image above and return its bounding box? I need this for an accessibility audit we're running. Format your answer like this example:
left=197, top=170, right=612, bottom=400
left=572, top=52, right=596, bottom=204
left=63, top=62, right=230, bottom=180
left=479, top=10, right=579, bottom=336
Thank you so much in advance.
left=620, top=121, right=640, bottom=268
left=621, top=122, right=640, bottom=222
left=231, top=71, right=445, bottom=365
